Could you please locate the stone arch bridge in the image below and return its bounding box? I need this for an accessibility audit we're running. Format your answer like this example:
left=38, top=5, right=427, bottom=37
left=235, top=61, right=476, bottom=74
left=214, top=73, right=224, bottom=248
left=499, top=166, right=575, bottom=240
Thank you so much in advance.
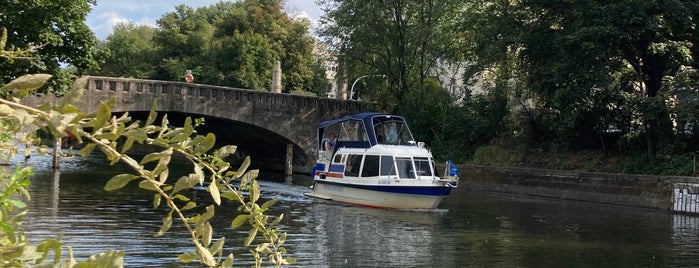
left=27, top=76, right=366, bottom=173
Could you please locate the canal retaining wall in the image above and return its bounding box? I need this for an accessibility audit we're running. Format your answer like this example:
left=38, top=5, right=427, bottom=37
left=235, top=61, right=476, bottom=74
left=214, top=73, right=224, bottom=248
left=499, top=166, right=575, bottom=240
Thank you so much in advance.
left=460, top=165, right=699, bottom=213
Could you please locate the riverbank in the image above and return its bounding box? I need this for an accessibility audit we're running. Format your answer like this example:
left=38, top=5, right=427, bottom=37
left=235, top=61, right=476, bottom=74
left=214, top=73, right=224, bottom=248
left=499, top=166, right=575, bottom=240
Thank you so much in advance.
left=459, top=165, right=699, bottom=214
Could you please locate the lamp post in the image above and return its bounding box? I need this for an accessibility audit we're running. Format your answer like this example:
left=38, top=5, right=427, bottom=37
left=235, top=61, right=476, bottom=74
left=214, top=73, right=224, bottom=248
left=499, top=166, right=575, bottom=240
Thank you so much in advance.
left=349, top=74, right=386, bottom=100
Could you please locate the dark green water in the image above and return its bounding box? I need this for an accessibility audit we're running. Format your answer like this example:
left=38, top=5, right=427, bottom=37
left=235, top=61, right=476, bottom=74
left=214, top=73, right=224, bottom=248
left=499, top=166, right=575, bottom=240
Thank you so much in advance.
left=14, top=153, right=699, bottom=267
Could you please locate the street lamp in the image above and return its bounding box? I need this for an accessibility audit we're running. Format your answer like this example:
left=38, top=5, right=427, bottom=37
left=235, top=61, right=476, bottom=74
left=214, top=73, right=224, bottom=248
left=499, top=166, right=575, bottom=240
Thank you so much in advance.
left=349, top=74, right=386, bottom=100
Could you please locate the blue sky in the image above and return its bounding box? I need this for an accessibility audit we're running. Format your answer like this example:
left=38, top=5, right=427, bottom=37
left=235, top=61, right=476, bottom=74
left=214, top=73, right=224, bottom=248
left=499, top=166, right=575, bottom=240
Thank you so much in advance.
left=86, top=0, right=323, bottom=40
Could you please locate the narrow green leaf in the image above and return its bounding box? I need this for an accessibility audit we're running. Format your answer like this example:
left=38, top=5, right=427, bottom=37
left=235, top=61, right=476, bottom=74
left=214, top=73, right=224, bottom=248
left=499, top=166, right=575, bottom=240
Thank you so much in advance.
left=202, top=205, right=215, bottom=223
left=2, top=73, right=52, bottom=92
left=217, top=145, right=237, bottom=158
left=7, top=199, right=26, bottom=209
left=240, top=169, right=258, bottom=186
left=250, top=181, right=260, bottom=203
left=155, top=163, right=170, bottom=184
left=121, top=137, right=134, bottom=153
left=255, top=243, right=272, bottom=254
left=138, top=180, right=159, bottom=191
left=231, top=214, right=249, bottom=229
left=170, top=132, right=189, bottom=143
left=153, top=194, right=161, bottom=209
left=261, top=199, right=277, bottom=210
left=236, top=156, right=252, bottom=179
left=221, top=191, right=243, bottom=202
left=173, top=175, right=199, bottom=194
left=177, top=252, right=199, bottom=263
left=182, top=201, right=197, bottom=211
left=146, top=103, right=158, bottom=126
left=104, top=174, right=138, bottom=191
left=195, top=242, right=216, bottom=266
left=278, top=232, right=287, bottom=245
left=222, top=253, right=234, bottom=267
left=125, top=128, right=148, bottom=143
left=270, top=213, right=284, bottom=226
left=209, top=238, right=225, bottom=256
left=202, top=222, right=213, bottom=247
left=98, top=145, right=120, bottom=163
left=59, top=76, right=87, bottom=107
left=244, top=227, right=258, bottom=247
left=155, top=214, right=173, bottom=237
left=208, top=182, right=221, bottom=205
left=141, top=148, right=172, bottom=165
left=91, top=102, right=111, bottom=133
left=183, top=116, right=193, bottom=133
left=173, top=194, right=191, bottom=202
left=79, top=143, right=96, bottom=157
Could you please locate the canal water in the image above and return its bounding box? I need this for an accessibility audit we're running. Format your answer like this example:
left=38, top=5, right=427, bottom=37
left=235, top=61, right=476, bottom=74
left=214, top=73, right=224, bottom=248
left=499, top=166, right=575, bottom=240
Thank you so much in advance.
left=13, top=154, right=699, bottom=267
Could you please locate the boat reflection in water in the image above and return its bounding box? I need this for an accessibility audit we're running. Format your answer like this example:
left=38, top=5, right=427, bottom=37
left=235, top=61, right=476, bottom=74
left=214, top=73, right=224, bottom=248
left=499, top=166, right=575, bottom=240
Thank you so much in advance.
left=305, top=113, right=459, bottom=209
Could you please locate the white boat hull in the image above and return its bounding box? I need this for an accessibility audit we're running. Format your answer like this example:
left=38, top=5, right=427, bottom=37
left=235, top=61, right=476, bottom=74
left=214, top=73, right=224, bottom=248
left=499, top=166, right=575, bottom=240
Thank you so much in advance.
left=306, top=179, right=452, bottom=209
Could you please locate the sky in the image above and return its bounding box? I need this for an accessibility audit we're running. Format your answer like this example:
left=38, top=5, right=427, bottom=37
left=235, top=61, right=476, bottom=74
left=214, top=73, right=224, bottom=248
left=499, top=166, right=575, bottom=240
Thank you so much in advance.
left=86, top=0, right=323, bottom=40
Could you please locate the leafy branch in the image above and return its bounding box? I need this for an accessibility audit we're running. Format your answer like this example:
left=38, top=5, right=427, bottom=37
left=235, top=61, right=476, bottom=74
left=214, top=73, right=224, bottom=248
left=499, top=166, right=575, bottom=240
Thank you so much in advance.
left=0, top=73, right=293, bottom=267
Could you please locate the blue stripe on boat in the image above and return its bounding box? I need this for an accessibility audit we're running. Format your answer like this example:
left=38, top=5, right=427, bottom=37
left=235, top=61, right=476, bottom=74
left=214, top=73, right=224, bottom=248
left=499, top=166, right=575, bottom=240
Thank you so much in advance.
left=329, top=164, right=344, bottom=173
left=315, top=180, right=452, bottom=196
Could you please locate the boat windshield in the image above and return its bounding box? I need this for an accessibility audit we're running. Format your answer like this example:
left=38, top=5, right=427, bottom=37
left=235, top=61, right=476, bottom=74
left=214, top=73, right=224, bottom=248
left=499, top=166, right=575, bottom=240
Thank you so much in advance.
left=373, top=119, right=414, bottom=145
left=322, top=119, right=368, bottom=144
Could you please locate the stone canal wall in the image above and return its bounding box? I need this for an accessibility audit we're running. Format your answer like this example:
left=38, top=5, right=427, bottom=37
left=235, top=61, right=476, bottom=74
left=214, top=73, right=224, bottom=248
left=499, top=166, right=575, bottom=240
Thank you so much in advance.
left=459, top=165, right=699, bottom=213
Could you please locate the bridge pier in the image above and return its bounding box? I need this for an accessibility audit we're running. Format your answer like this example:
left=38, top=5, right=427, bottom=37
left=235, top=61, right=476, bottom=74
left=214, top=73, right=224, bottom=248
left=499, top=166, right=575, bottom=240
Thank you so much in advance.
left=286, top=143, right=293, bottom=177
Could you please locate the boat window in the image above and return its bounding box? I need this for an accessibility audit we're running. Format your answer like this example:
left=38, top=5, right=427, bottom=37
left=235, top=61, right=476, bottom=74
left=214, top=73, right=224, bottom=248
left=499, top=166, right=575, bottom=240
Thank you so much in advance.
left=414, top=157, right=433, bottom=177
left=338, top=120, right=368, bottom=142
left=332, top=154, right=343, bottom=164
left=344, top=154, right=363, bottom=177
left=374, top=120, right=414, bottom=145
left=396, top=157, right=415, bottom=179
left=380, top=155, right=396, bottom=176
left=361, top=155, right=380, bottom=177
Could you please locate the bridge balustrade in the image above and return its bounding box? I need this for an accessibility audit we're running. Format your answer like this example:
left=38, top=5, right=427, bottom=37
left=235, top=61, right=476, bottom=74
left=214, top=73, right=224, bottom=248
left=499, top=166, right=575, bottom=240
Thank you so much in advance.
left=85, top=76, right=364, bottom=114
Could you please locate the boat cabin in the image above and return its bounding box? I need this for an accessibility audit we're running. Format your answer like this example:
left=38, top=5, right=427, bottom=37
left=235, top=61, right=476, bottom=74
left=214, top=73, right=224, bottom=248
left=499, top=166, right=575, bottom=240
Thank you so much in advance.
left=317, top=112, right=416, bottom=160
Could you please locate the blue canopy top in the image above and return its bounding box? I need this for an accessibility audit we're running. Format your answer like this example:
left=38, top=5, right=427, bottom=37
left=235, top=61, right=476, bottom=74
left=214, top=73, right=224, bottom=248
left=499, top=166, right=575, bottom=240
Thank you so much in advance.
left=317, top=112, right=415, bottom=151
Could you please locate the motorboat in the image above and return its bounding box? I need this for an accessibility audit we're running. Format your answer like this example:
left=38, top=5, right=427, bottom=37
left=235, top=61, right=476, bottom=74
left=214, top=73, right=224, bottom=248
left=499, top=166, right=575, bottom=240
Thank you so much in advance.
left=304, top=112, right=458, bottom=209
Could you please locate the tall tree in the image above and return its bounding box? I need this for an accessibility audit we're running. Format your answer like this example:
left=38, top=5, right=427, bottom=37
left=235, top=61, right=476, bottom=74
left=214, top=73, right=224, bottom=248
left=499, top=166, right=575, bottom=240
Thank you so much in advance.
left=0, top=0, right=98, bottom=94
left=318, top=0, right=466, bottom=112
left=146, top=0, right=322, bottom=92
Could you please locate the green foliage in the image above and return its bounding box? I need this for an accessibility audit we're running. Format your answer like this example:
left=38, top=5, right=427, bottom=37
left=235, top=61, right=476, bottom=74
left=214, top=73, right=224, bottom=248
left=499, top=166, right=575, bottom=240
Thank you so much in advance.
left=0, top=0, right=98, bottom=94
left=97, top=22, right=158, bottom=78
left=402, top=76, right=508, bottom=163
left=1, top=75, right=290, bottom=266
left=461, top=0, right=699, bottom=159
left=96, top=1, right=323, bottom=94
left=318, top=0, right=468, bottom=111
left=622, top=153, right=696, bottom=176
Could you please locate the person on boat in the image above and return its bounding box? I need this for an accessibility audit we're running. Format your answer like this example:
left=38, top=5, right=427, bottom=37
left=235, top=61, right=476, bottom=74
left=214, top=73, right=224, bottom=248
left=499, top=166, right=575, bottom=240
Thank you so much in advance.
left=324, top=134, right=336, bottom=159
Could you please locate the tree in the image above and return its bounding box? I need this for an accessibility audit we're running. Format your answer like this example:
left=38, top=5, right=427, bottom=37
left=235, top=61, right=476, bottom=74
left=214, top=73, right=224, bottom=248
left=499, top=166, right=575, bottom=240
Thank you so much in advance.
left=136, top=1, right=323, bottom=93
left=464, top=0, right=699, bottom=155
left=0, top=0, right=98, bottom=94
left=318, top=0, right=467, bottom=112
left=97, top=22, right=158, bottom=78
